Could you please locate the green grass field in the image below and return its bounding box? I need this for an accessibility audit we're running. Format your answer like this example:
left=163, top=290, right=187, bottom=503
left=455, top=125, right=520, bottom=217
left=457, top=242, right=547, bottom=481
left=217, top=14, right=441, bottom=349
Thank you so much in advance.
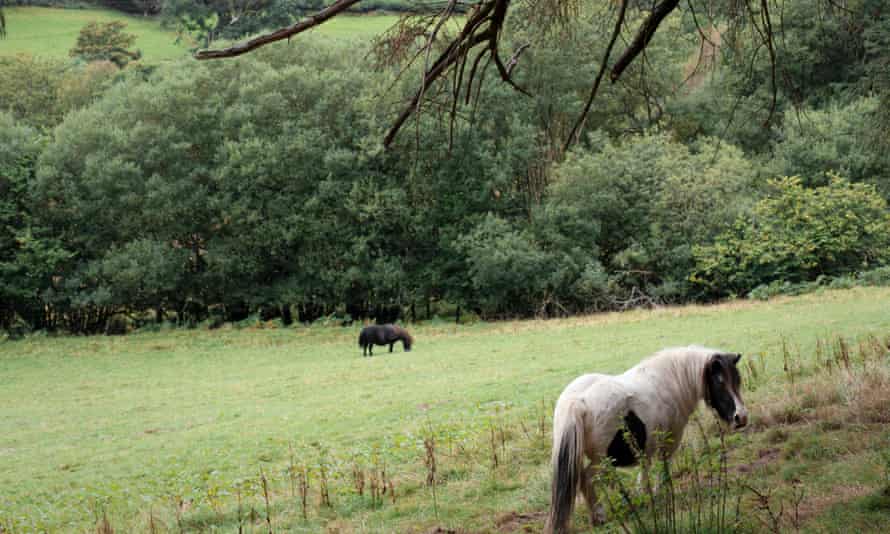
left=2, top=287, right=890, bottom=532
left=0, top=7, right=400, bottom=61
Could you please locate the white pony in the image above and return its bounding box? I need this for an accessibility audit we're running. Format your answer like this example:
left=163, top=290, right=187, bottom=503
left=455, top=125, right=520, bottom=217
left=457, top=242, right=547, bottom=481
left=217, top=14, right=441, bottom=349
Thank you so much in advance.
left=546, top=346, right=748, bottom=533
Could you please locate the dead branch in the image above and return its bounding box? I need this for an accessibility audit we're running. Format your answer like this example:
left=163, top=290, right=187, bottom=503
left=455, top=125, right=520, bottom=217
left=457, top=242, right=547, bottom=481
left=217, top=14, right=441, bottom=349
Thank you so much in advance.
left=195, top=0, right=364, bottom=59
left=564, top=0, right=629, bottom=150
left=610, top=0, right=682, bottom=82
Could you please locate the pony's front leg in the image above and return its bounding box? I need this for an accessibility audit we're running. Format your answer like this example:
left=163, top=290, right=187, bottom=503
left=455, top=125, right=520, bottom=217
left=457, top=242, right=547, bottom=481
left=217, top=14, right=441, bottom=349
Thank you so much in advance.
left=389, top=343, right=394, bottom=353
left=580, top=464, right=606, bottom=526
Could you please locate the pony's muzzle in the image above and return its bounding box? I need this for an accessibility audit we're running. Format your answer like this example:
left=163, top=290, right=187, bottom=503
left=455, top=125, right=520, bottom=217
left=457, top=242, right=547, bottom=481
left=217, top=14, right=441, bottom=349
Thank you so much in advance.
left=733, top=410, right=748, bottom=429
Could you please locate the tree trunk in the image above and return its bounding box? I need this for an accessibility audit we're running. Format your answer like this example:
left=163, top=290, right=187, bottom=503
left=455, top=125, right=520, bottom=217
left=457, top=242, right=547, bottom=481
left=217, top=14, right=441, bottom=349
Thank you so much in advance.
left=281, top=305, right=293, bottom=326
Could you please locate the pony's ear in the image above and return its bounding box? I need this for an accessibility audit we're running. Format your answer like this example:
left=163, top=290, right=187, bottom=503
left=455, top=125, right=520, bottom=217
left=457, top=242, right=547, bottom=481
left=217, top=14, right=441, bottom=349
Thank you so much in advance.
left=732, top=353, right=742, bottom=365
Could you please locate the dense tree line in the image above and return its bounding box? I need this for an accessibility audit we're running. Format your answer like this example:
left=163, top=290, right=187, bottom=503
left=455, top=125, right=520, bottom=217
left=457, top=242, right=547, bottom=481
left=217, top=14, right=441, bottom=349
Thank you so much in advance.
left=1, top=1, right=889, bottom=334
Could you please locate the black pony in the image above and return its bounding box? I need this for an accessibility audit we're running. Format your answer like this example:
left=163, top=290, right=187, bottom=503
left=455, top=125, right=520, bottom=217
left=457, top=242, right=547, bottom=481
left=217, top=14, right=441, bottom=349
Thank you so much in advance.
left=358, top=324, right=413, bottom=357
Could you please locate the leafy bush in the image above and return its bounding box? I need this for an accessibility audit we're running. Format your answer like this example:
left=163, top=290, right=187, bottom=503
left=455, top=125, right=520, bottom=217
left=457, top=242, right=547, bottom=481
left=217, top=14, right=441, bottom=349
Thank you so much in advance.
left=69, top=21, right=141, bottom=68
left=548, top=133, right=758, bottom=302
left=748, top=280, right=823, bottom=301
left=0, top=54, right=117, bottom=129
left=694, top=175, right=890, bottom=296
left=855, top=266, right=890, bottom=287
left=827, top=275, right=858, bottom=290
left=458, top=215, right=550, bottom=317
left=769, top=98, right=890, bottom=195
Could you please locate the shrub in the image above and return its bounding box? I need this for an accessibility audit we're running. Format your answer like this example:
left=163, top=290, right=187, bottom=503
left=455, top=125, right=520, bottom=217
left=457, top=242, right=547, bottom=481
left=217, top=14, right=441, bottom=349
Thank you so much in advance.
left=770, top=98, right=890, bottom=196
left=858, top=266, right=890, bottom=287
left=693, top=175, right=890, bottom=296
left=69, top=21, right=141, bottom=68
left=546, top=133, right=758, bottom=303
left=748, top=280, right=822, bottom=301
left=458, top=215, right=551, bottom=317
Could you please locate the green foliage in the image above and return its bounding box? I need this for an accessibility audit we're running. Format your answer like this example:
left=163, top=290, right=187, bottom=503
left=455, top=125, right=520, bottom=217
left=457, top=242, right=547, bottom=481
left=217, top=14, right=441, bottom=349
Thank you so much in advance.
left=0, top=112, right=39, bottom=325
left=33, top=41, right=415, bottom=327
left=458, top=215, right=550, bottom=317
left=548, top=132, right=758, bottom=302
left=670, top=0, right=890, bottom=154
left=85, top=239, right=189, bottom=311
left=857, top=266, right=890, bottom=287
left=0, top=54, right=68, bottom=128
left=162, top=0, right=317, bottom=47
left=5, top=1, right=890, bottom=330
left=0, top=112, right=75, bottom=330
left=770, top=98, right=890, bottom=194
left=882, top=434, right=890, bottom=496
left=0, top=53, right=118, bottom=129
left=693, top=175, right=890, bottom=296
left=748, top=279, right=824, bottom=301
left=99, top=0, right=162, bottom=16
left=69, top=20, right=141, bottom=67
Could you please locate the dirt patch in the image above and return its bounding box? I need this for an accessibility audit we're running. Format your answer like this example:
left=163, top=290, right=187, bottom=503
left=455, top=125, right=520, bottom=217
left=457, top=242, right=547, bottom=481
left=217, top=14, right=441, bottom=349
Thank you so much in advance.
left=424, top=528, right=473, bottom=534
left=495, top=511, right=547, bottom=533
left=737, top=447, right=781, bottom=474
left=797, top=484, right=874, bottom=523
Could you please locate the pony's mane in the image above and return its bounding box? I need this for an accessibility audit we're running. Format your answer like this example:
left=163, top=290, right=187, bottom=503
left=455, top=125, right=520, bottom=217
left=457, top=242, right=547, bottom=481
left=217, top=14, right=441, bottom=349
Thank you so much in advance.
left=630, top=345, right=722, bottom=410
left=645, top=345, right=721, bottom=363
left=644, top=345, right=721, bottom=375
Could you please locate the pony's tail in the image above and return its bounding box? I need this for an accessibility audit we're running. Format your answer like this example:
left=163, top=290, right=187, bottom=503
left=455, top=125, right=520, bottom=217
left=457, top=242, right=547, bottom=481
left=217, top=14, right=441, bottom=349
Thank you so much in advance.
left=547, top=400, right=585, bottom=534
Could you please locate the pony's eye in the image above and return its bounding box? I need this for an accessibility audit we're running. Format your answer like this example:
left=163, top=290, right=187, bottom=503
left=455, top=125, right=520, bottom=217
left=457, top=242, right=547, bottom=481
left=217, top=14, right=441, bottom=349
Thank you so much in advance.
left=715, top=374, right=724, bottom=383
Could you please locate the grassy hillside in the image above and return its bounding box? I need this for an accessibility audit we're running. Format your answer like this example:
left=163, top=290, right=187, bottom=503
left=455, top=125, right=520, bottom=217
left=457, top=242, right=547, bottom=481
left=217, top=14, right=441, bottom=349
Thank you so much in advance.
left=0, top=289, right=890, bottom=531
left=1, top=7, right=187, bottom=60
left=1, top=288, right=889, bottom=531
left=0, top=7, right=400, bottom=61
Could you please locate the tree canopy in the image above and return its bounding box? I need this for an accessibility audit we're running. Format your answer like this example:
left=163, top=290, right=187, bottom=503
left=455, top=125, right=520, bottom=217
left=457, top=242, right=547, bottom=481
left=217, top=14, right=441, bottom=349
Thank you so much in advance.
left=193, top=0, right=816, bottom=149
left=2, top=0, right=890, bottom=333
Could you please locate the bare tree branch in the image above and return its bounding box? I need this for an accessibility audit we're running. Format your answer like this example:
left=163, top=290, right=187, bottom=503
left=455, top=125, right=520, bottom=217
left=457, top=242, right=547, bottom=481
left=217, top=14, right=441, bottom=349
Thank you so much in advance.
left=385, top=0, right=529, bottom=147
left=506, top=43, right=530, bottom=76
left=195, top=0, right=364, bottom=59
left=758, top=0, right=779, bottom=126
left=384, top=25, right=494, bottom=146
left=195, top=0, right=701, bottom=149
left=610, top=0, right=681, bottom=81
left=564, top=0, right=629, bottom=150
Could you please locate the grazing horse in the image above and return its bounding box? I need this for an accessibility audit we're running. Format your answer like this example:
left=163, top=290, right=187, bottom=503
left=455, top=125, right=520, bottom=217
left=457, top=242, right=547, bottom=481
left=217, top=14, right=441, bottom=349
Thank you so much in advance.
left=546, top=346, right=748, bottom=533
left=358, top=324, right=413, bottom=357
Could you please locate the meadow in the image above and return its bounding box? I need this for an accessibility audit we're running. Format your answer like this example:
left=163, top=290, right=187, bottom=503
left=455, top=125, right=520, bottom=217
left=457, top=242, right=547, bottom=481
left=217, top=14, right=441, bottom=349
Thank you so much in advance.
left=0, top=7, right=400, bottom=61
left=1, top=287, right=890, bottom=532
